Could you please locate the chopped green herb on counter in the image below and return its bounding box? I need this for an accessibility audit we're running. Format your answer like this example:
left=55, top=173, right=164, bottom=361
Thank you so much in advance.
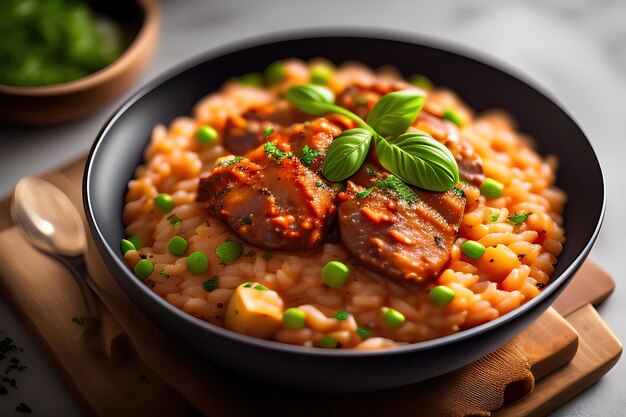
left=0, top=336, right=27, bottom=398
left=16, top=402, right=32, bottom=413
left=72, top=316, right=86, bottom=326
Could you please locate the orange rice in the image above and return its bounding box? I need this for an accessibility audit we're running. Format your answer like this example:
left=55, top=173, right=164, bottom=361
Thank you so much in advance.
left=122, top=59, right=566, bottom=349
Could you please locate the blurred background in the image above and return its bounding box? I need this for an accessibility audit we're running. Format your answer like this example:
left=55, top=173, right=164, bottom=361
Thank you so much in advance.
left=1, top=0, right=625, bottom=415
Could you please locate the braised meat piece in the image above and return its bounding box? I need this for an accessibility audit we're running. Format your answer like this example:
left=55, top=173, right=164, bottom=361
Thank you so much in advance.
left=337, top=176, right=465, bottom=282
left=197, top=154, right=336, bottom=251
left=244, top=117, right=342, bottom=174
left=221, top=118, right=275, bottom=156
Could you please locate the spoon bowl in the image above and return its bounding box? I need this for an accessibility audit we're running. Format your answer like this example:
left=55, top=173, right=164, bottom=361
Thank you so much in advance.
left=11, top=177, right=86, bottom=257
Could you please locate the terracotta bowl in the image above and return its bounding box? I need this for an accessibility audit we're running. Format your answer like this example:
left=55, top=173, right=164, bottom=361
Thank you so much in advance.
left=0, top=0, right=160, bottom=125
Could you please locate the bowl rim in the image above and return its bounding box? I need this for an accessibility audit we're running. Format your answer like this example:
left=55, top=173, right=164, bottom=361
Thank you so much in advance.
left=84, top=28, right=606, bottom=358
left=0, top=0, right=160, bottom=96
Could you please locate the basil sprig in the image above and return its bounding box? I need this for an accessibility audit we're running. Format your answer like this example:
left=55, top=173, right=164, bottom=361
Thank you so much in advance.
left=285, top=85, right=459, bottom=192
left=374, top=133, right=459, bottom=191
left=321, top=128, right=372, bottom=181
left=366, top=90, right=425, bottom=137
left=286, top=84, right=370, bottom=129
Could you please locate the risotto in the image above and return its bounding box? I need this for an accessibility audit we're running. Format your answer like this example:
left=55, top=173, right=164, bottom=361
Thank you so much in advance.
left=121, top=59, right=566, bottom=350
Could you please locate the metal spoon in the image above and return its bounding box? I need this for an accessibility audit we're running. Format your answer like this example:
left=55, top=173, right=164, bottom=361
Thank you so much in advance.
left=10, top=177, right=100, bottom=322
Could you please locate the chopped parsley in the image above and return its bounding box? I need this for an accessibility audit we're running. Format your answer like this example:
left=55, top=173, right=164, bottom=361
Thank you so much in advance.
left=264, top=142, right=293, bottom=160
left=335, top=311, right=349, bottom=320
left=253, top=284, right=268, bottom=291
left=375, top=175, right=418, bottom=204
left=451, top=187, right=466, bottom=198
left=159, top=269, right=170, bottom=279
left=356, top=187, right=373, bottom=199
left=16, top=402, right=31, bottom=413
left=489, top=210, right=500, bottom=222
left=242, top=282, right=253, bottom=288
left=202, top=277, right=220, bottom=293
left=217, top=156, right=243, bottom=167
left=300, top=145, right=321, bottom=166
left=71, top=316, right=86, bottom=326
left=365, top=167, right=379, bottom=177
left=166, top=214, right=182, bottom=229
left=0, top=336, right=27, bottom=398
left=508, top=212, right=531, bottom=225
left=263, top=126, right=274, bottom=137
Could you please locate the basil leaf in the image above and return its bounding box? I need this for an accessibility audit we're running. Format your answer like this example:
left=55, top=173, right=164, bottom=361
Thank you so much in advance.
left=366, top=90, right=425, bottom=137
left=285, top=84, right=335, bottom=115
left=322, top=128, right=372, bottom=181
left=374, top=132, right=459, bottom=192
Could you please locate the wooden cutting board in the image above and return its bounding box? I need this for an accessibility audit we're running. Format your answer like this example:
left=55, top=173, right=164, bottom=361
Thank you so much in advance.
left=0, top=158, right=621, bottom=416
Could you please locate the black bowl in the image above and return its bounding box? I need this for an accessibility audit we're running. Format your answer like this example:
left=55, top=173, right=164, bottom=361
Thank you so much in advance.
left=84, top=31, right=605, bottom=393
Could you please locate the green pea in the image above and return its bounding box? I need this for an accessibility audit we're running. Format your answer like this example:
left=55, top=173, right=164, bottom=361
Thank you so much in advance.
left=461, top=240, right=486, bottom=259
left=134, top=259, right=153, bottom=279
left=154, top=193, right=174, bottom=213
left=215, top=241, right=243, bottom=265
left=381, top=307, right=405, bottom=329
left=196, top=125, right=218, bottom=145
left=239, top=72, right=263, bottom=87
left=127, top=235, right=141, bottom=250
left=282, top=308, right=306, bottom=329
left=321, top=261, right=350, bottom=289
left=409, top=74, right=433, bottom=91
left=187, top=251, right=209, bottom=274
left=310, top=64, right=333, bottom=85
left=264, top=60, right=286, bottom=85
left=316, top=335, right=338, bottom=349
left=480, top=178, right=504, bottom=199
left=429, top=286, right=456, bottom=306
left=443, top=107, right=462, bottom=127
left=167, top=236, right=188, bottom=256
left=357, top=326, right=371, bottom=339
left=120, top=239, right=135, bottom=254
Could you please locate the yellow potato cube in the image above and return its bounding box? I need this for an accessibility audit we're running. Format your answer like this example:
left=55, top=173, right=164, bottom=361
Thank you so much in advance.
left=225, top=283, right=283, bottom=339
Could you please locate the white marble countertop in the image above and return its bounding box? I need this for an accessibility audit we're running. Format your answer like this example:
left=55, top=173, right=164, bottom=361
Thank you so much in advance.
left=1, top=0, right=625, bottom=415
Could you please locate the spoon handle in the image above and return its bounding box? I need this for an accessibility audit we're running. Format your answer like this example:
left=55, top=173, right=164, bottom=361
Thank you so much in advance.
left=60, top=255, right=131, bottom=361
left=59, top=255, right=100, bottom=319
